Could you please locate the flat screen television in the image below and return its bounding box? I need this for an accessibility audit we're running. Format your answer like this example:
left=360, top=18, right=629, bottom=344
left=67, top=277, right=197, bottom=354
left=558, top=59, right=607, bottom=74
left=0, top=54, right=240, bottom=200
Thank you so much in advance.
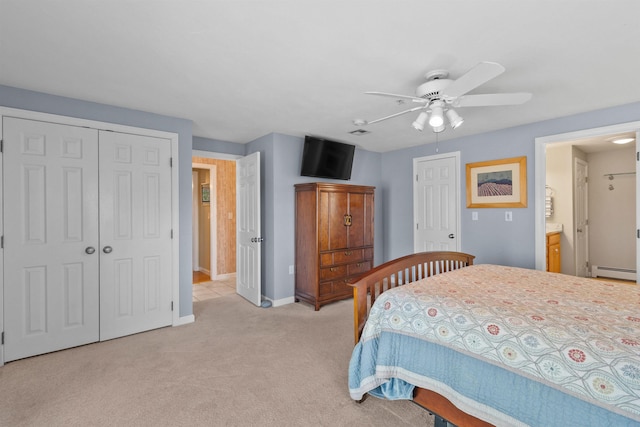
left=300, top=135, right=355, bottom=180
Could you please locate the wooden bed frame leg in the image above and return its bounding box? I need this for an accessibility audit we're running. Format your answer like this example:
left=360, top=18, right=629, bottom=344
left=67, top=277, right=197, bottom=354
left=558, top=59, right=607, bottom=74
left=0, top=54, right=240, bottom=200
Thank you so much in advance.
left=355, top=394, right=368, bottom=404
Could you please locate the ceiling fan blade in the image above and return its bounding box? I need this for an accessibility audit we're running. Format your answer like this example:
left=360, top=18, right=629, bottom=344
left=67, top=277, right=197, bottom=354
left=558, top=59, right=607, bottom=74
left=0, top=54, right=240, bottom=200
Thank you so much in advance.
left=441, top=62, right=506, bottom=99
left=365, top=91, right=427, bottom=104
left=364, top=105, right=426, bottom=125
left=454, top=92, right=532, bottom=107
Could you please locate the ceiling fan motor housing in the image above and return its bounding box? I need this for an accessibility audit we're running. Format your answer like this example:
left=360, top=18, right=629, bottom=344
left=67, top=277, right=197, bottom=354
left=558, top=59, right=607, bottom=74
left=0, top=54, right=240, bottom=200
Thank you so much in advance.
left=415, top=78, right=452, bottom=102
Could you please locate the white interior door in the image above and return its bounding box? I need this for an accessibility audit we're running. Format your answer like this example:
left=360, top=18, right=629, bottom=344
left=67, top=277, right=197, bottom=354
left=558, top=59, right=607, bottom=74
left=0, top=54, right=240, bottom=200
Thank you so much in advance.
left=98, top=131, right=173, bottom=340
left=236, top=152, right=261, bottom=306
left=414, top=153, right=460, bottom=252
left=3, top=117, right=100, bottom=362
left=574, top=158, right=589, bottom=277
left=192, top=170, right=200, bottom=271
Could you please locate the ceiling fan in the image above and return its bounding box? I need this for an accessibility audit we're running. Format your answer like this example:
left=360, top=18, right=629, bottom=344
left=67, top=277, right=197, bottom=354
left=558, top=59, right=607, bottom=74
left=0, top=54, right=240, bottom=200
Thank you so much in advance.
left=357, top=61, right=532, bottom=133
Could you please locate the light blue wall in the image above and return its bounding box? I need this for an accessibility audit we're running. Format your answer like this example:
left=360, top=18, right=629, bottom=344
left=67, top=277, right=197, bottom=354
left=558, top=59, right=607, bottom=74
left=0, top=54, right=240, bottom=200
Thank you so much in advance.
left=238, top=133, right=383, bottom=302
left=0, top=85, right=195, bottom=317
left=193, top=135, right=245, bottom=155
left=381, top=101, right=640, bottom=267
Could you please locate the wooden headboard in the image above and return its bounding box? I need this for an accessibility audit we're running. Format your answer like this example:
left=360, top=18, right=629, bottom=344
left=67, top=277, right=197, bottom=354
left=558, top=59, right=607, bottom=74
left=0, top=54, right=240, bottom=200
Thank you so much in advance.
left=348, top=251, right=475, bottom=344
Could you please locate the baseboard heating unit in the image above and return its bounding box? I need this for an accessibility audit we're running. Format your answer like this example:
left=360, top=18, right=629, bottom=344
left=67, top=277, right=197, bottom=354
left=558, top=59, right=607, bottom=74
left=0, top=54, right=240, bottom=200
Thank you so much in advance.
left=591, top=265, right=637, bottom=281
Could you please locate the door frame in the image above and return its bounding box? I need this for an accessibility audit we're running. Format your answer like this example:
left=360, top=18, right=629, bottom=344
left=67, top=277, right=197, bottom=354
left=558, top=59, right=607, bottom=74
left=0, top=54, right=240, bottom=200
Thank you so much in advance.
left=192, top=162, right=217, bottom=278
left=534, top=120, right=640, bottom=273
left=412, top=151, right=462, bottom=252
left=192, top=170, right=200, bottom=271
left=0, top=107, right=181, bottom=366
left=573, top=157, right=589, bottom=276
left=191, top=150, right=242, bottom=281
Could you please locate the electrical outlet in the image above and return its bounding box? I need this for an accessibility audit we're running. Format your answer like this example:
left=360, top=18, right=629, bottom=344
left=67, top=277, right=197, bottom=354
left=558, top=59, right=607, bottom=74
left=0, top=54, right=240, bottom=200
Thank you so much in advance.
left=472, top=211, right=478, bottom=221
left=505, top=211, right=513, bottom=222
left=289, top=265, right=294, bottom=275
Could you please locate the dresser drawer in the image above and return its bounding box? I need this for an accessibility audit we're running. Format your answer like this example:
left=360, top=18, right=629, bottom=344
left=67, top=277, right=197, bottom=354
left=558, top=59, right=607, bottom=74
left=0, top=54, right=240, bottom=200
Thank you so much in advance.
left=320, top=265, right=347, bottom=280
left=320, top=250, right=363, bottom=266
left=348, top=260, right=371, bottom=276
left=320, top=247, right=372, bottom=266
left=319, top=279, right=352, bottom=300
left=333, top=249, right=364, bottom=265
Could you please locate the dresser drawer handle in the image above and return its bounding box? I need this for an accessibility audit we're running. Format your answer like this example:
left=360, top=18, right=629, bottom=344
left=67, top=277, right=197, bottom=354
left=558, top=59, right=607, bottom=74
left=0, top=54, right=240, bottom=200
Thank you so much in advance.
left=356, top=263, right=362, bottom=267
left=330, top=267, right=337, bottom=272
left=345, top=251, right=352, bottom=256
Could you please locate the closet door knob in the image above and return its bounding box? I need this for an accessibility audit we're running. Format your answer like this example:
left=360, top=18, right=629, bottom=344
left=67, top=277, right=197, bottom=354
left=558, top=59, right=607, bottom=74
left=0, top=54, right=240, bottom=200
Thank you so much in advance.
left=85, top=247, right=96, bottom=254
left=103, top=246, right=113, bottom=254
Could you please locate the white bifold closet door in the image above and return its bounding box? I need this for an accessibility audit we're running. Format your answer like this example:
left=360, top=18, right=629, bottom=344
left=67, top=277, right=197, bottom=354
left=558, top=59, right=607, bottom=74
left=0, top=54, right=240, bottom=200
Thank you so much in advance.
left=3, top=117, right=173, bottom=362
left=4, top=118, right=100, bottom=361
left=98, top=130, right=173, bottom=340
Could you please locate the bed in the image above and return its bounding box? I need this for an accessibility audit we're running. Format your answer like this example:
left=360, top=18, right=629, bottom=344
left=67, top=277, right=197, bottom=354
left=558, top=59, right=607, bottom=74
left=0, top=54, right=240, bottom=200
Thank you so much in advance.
left=348, top=251, right=640, bottom=426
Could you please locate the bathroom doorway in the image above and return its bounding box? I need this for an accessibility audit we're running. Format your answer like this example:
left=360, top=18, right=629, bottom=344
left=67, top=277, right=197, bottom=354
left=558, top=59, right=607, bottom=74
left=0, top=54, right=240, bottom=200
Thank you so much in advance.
left=537, top=124, right=639, bottom=282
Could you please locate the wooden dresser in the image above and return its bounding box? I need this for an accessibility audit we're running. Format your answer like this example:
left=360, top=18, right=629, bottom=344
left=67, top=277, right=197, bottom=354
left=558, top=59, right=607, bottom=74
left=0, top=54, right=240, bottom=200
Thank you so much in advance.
left=295, top=183, right=375, bottom=310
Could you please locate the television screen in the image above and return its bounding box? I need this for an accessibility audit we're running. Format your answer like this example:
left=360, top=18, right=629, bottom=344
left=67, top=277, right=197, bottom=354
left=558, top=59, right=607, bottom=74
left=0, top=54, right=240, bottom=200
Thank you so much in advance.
left=300, top=136, right=355, bottom=180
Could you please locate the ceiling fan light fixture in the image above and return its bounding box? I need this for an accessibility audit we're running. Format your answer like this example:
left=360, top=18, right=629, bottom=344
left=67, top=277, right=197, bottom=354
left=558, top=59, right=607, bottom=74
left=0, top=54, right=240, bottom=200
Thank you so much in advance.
left=446, top=109, right=464, bottom=129
left=432, top=124, right=446, bottom=133
left=428, top=101, right=444, bottom=127
left=412, top=111, right=429, bottom=131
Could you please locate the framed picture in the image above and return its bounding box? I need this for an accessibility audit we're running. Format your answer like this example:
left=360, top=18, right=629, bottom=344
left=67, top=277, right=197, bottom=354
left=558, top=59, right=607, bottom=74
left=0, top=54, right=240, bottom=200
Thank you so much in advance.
left=466, top=156, right=527, bottom=208
left=201, top=183, right=210, bottom=204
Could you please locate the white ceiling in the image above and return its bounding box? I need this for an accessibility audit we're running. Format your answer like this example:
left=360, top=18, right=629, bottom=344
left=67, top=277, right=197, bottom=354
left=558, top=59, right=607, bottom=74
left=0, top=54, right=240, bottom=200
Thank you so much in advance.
left=1, top=1, right=639, bottom=153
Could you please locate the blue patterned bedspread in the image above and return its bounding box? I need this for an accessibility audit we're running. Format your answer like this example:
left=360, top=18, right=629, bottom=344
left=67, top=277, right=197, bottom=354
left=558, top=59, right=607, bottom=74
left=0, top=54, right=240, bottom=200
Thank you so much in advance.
left=348, top=264, right=640, bottom=426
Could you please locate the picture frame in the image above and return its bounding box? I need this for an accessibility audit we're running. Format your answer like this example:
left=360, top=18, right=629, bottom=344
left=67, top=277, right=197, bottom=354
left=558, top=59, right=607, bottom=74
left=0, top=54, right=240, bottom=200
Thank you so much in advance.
left=201, top=183, right=210, bottom=204
left=466, top=156, right=527, bottom=208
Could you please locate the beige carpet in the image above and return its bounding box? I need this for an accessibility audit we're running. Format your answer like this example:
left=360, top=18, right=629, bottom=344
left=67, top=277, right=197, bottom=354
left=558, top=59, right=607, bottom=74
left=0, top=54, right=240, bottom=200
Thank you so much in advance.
left=0, top=295, right=434, bottom=426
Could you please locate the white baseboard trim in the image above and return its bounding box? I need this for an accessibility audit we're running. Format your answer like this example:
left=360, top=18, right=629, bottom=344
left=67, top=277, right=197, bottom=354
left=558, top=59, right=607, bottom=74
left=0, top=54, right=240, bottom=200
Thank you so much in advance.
left=270, top=296, right=296, bottom=307
left=174, top=314, right=195, bottom=326
left=592, top=265, right=636, bottom=281
left=198, top=268, right=211, bottom=276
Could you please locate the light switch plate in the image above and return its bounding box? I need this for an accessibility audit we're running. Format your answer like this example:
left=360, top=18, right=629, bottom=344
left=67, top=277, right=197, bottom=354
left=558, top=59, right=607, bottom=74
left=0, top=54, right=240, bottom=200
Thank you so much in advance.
left=505, top=211, right=513, bottom=221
